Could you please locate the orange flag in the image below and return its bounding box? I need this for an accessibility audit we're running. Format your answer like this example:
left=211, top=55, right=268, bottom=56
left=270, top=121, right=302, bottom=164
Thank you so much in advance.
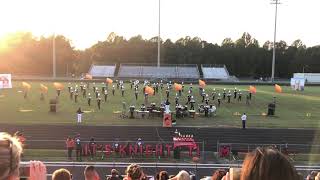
left=106, top=78, right=113, bottom=84
left=174, top=83, right=182, bottom=91
left=53, top=82, right=64, bottom=90
left=275, top=84, right=282, bottom=93
left=22, top=82, right=31, bottom=90
left=249, top=86, right=257, bottom=94
left=145, top=86, right=154, bottom=95
left=85, top=73, right=93, bottom=80
left=40, top=84, right=48, bottom=93
left=199, top=80, right=206, bottom=88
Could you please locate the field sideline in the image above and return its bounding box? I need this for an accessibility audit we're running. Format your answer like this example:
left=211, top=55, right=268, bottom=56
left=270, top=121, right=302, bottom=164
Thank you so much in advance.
left=0, top=81, right=320, bottom=128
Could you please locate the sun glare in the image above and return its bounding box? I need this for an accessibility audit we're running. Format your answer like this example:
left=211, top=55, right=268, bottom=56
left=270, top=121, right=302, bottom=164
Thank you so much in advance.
left=0, top=35, right=10, bottom=52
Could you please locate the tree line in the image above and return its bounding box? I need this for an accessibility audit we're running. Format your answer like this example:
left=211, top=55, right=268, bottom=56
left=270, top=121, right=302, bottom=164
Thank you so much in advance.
left=0, top=32, right=319, bottom=78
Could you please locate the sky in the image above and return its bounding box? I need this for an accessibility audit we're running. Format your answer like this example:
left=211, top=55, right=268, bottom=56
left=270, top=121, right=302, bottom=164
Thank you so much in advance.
left=0, top=0, right=319, bottom=50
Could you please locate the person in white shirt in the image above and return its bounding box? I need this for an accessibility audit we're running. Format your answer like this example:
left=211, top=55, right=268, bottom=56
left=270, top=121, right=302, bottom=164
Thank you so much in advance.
left=241, top=113, right=247, bottom=129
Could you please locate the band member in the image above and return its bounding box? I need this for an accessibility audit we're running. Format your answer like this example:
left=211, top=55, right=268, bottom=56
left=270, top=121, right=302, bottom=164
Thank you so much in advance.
left=187, top=93, right=191, bottom=105
left=155, top=83, right=159, bottom=93
left=68, top=83, right=71, bottom=93
left=97, top=97, right=101, bottom=110
left=104, top=90, right=108, bottom=102
left=175, top=95, right=179, bottom=105
left=166, top=88, right=170, bottom=99
left=190, top=96, right=195, bottom=110
left=88, top=93, right=92, bottom=106
left=83, top=86, right=87, bottom=98
left=217, top=93, right=221, bottom=107
left=74, top=90, right=79, bottom=103
left=201, top=91, right=205, bottom=103
left=95, top=90, right=99, bottom=98
left=57, top=89, right=61, bottom=96
left=116, top=80, right=120, bottom=89
left=227, top=91, right=231, bottom=103
left=165, top=99, right=171, bottom=113
left=205, top=94, right=209, bottom=105
left=135, top=88, right=139, bottom=100
left=212, top=89, right=216, bottom=100
left=223, top=88, right=226, bottom=100
left=121, top=85, right=125, bottom=97
left=234, top=88, right=238, bottom=99
left=70, top=90, right=74, bottom=100
left=93, top=83, right=96, bottom=93
left=112, top=85, right=115, bottom=96
left=238, top=90, right=242, bottom=102
left=246, top=93, right=250, bottom=105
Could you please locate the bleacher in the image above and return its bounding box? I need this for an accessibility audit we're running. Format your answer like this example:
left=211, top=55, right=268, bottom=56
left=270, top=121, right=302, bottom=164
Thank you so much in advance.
left=293, top=73, right=320, bottom=83
left=201, top=65, right=230, bottom=80
left=89, top=64, right=116, bottom=77
left=118, top=65, right=141, bottom=78
left=118, top=64, right=200, bottom=79
left=177, top=66, right=200, bottom=79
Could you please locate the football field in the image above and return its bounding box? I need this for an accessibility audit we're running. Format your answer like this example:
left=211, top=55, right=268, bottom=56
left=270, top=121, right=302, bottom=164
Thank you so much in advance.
left=0, top=81, right=320, bottom=128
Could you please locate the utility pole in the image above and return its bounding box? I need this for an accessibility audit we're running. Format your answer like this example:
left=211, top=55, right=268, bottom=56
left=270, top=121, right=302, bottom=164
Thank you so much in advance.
left=53, top=33, right=56, bottom=78
left=157, top=0, right=161, bottom=67
left=271, top=0, right=280, bottom=82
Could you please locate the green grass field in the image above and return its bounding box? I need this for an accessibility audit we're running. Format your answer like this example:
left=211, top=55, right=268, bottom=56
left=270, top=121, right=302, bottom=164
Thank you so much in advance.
left=1, top=81, right=320, bottom=128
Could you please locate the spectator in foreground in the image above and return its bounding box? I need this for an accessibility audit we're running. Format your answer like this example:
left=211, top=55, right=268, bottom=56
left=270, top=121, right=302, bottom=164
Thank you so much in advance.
left=240, top=147, right=298, bottom=180
left=159, top=171, right=169, bottom=180
left=212, top=169, right=226, bottom=180
left=125, top=164, right=144, bottom=180
left=315, top=172, right=320, bottom=180
left=84, top=165, right=100, bottom=180
left=0, top=132, right=47, bottom=180
left=107, top=169, right=122, bottom=180
left=52, top=168, right=72, bottom=180
left=0, top=132, right=23, bottom=180
left=169, top=170, right=190, bottom=180
left=307, top=171, right=319, bottom=180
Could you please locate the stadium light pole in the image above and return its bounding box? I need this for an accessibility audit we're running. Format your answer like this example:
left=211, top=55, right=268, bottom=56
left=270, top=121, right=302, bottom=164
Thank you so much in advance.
left=53, top=33, right=56, bottom=78
left=157, top=0, right=161, bottom=67
left=271, top=0, right=280, bottom=82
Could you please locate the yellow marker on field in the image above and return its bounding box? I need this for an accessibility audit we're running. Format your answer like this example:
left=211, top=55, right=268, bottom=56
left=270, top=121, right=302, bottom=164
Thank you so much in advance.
left=19, top=109, right=33, bottom=112
left=233, top=112, right=241, bottom=116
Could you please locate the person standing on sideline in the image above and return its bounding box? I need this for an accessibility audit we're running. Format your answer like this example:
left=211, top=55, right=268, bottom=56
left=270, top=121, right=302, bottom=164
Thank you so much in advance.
left=89, top=137, right=96, bottom=160
left=75, top=134, right=82, bottom=161
left=76, top=107, right=84, bottom=123
left=65, top=136, right=75, bottom=160
left=241, top=113, right=247, bottom=129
